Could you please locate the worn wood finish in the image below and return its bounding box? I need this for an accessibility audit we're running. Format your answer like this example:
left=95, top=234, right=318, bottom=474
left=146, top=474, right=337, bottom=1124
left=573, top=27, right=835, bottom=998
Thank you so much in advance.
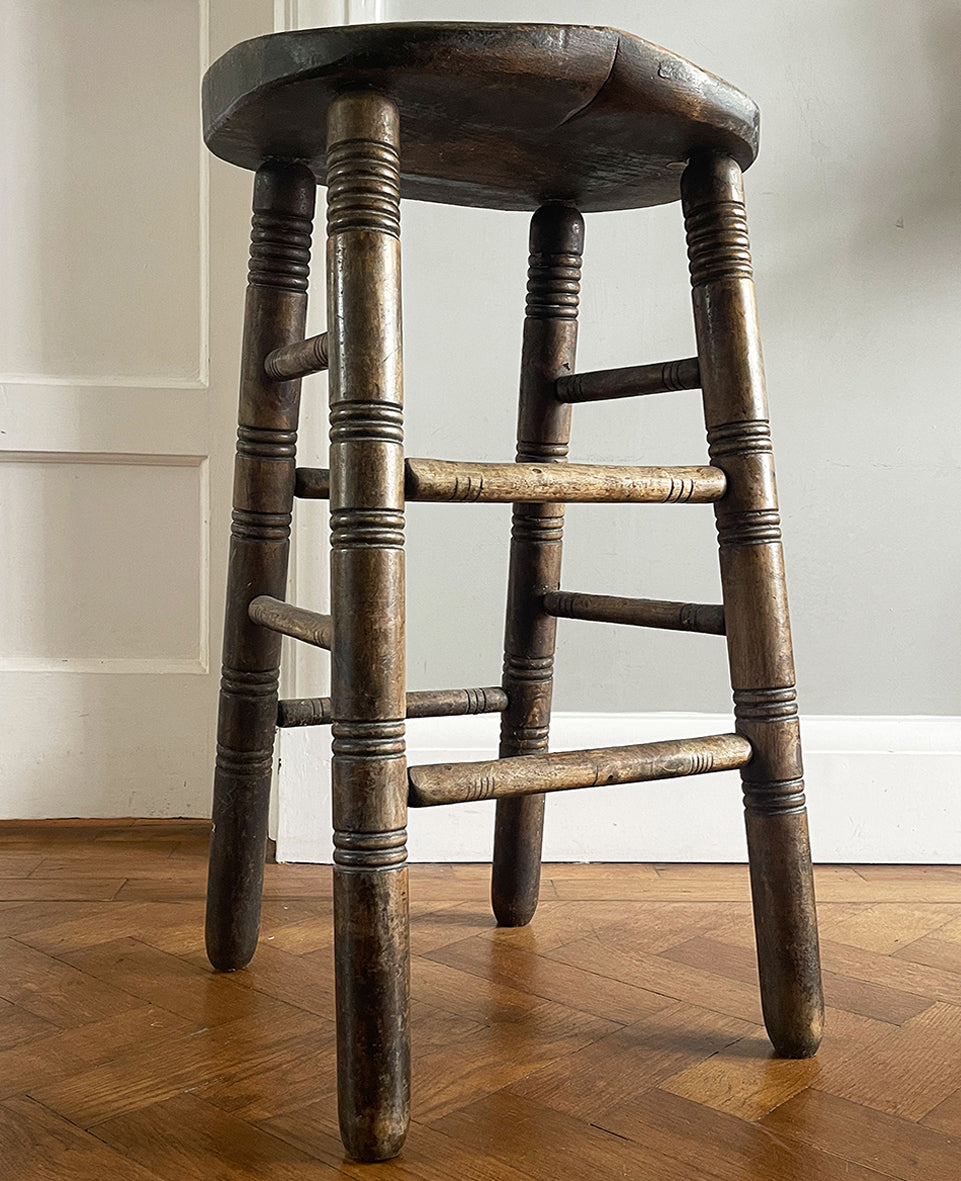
left=326, top=89, right=410, bottom=1163
left=205, top=163, right=315, bottom=974
left=408, top=733, right=752, bottom=807
left=203, top=22, right=824, bottom=1159
left=296, top=459, right=723, bottom=504
left=278, top=686, right=508, bottom=728
left=543, top=590, right=725, bottom=635
left=404, top=458, right=724, bottom=504
left=264, top=331, right=329, bottom=380
left=203, top=24, right=758, bottom=213
left=247, top=595, right=332, bottom=649
left=491, top=204, right=582, bottom=930
left=556, top=357, right=701, bottom=403
left=683, top=152, right=824, bottom=1058
left=294, top=465, right=330, bottom=499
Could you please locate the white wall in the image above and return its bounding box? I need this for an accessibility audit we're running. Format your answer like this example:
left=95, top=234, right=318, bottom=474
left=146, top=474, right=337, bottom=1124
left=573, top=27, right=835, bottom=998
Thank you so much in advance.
left=0, top=0, right=276, bottom=819
left=384, top=0, right=961, bottom=718
left=278, top=0, right=961, bottom=863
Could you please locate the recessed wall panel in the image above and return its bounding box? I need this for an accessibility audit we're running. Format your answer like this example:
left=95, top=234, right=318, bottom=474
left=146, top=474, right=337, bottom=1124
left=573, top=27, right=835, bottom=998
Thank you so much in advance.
left=0, top=457, right=204, bottom=663
left=0, top=0, right=204, bottom=383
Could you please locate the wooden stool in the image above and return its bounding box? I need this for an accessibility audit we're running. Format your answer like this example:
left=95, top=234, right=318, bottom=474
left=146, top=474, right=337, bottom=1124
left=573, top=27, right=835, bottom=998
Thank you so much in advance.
left=202, top=23, right=824, bottom=1162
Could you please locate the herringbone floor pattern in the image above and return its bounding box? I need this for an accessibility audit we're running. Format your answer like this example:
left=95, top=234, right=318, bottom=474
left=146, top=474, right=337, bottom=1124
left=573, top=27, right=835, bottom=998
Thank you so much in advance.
left=1, top=820, right=961, bottom=1178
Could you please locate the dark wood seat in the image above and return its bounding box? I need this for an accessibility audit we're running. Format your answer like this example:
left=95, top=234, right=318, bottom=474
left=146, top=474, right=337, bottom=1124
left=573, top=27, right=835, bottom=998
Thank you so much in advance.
left=203, top=22, right=758, bottom=212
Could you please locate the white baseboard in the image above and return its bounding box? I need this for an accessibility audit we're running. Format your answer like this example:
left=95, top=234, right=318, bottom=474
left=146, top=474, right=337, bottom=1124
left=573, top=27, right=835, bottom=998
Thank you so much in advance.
left=275, top=713, right=961, bottom=865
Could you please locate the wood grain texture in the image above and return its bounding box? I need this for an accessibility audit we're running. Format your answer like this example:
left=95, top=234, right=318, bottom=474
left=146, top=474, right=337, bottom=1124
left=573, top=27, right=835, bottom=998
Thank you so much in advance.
left=260, top=1093, right=536, bottom=1180
left=294, top=465, right=330, bottom=499
left=684, top=151, right=824, bottom=1059
left=824, top=902, right=961, bottom=954
left=58, top=936, right=270, bottom=1027
left=0, top=937, right=144, bottom=1029
left=264, top=330, right=329, bottom=381
left=658, top=1006, right=888, bottom=1121
left=403, top=457, right=725, bottom=503
left=556, top=356, right=700, bottom=402
left=597, top=1089, right=891, bottom=1181
left=202, top=24, right=758, bottom=212
left=0, top=824, right=958, bottom=1178
left=663, top=933, right=932, bottom=1026
left=0, top=1095, right=163, bottom=1181
left=505, top=1000, right=755, bottom=1120
left=431, top=1089, right=704, bottom=1181
left=411, top=1000, right=619, bottom=1123
left=278, top=686, right=507, bottom=728
left=543, top=590, right=725, bottom=634
left=0, top=853, right=43, bottom=878
left=0, top=999, right=57, bottom=1050
left=0, top=878, right=125, bottom=902
left=425, top=932, right=676, bottom=1026
left=809, top=1001, right=961, bottom=1120
left=546, top=931, right=767, bottom=1025
left=248, top=595, right=332, bottom=649
left=0, top=1005, right=194, bottom=1104
left=32, top=998, right=325, bottom=1128
left=409, top=733, right=752, bottom=806
left=761, top=1088, right=961, bottom=1181
left=296, top=459, right=722, bottom=503
left=895, top=933, right=961, bottom=974
left=816, top=938, right=961, bottom=1006
left=922, top=1086, right=961, bottom=1137
left=492, top=203, right=582, bottom=929
left=94, top=1091, right=341, bottom=1180
left=325, top=89, right=410, bottom=1164
left=206, top=163, right=315, bottom=974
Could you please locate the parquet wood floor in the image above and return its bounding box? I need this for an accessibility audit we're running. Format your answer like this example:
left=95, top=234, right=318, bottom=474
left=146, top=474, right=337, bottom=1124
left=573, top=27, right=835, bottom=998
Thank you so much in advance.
left=1, top=820, right=960, bottom=1179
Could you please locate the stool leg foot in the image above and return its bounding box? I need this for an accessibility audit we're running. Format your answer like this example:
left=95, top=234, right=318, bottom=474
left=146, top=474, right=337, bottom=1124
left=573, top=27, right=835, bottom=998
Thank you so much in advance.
left=745, top=809, right=823, bottom=1057
left=326, top=90, right=409, bottom=1161
left=206, top=164, right=315, bottom=972
left=334, top=866, right=409, bottom=1160
left=683, top=153, right=824, bottom=1058
left=492, top=204, right=583, bottom=927
left=492, top=796, right=545, bottom=927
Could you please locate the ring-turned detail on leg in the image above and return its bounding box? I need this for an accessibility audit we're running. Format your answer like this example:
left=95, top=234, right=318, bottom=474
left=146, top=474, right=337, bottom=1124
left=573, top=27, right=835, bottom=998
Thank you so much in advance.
left=206, top=164, right=315, bottom=973
left=326, top=90, right=410, bottom=1161
left=683, top=152, right=824, bottom=1058
left=491, top=204, right=584, bottom=927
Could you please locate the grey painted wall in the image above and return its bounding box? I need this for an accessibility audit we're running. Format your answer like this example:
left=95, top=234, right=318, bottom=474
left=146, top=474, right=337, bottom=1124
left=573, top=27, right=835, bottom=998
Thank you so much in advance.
left=338, top=0, right=961, bottom=716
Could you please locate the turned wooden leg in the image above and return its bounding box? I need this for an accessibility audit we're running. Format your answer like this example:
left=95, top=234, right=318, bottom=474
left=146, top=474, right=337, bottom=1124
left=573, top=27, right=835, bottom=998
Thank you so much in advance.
left=683, top=153, right=824, bottom=1058
left=491, top=204, right=583, bottom=927
left=206, top=164, right=315, bottom=972
left=326, top=90, right=409, bottom=1161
